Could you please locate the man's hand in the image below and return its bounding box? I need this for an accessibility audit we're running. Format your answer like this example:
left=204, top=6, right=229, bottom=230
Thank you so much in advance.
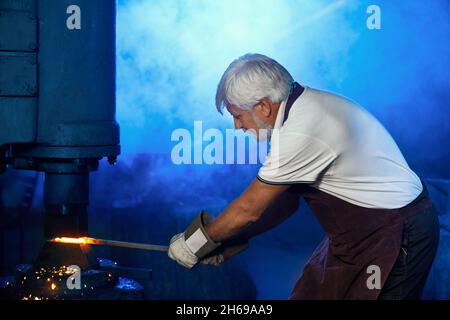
left=200, top=241, right=249, bottom=266
left=168, top=211, right=220, bottom=269
left=168, top=179, right=297, bottom=268
left=168, top=233, right=198, bottom=268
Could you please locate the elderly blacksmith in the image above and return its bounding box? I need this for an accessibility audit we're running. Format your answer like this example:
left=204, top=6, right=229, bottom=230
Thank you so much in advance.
left=167, top=53, right=440, bottom=300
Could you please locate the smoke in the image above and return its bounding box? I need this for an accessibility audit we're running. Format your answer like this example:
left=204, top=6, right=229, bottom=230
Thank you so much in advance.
left=116, top=0, right=361, bottom=154
left=116, top=0, right=450, bottom=178
left=109, top=0, right=450, bottom=210
left=91, top=154, right=256, bottom=214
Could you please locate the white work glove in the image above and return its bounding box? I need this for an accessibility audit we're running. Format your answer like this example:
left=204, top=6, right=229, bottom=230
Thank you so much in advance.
left=168, top=233, right=198, bottom=269
left=167, top=211, right=220, bottom=269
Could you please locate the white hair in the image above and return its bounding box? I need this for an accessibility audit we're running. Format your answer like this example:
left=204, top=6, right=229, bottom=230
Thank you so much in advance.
left=215, top=53, right=294, bottom=113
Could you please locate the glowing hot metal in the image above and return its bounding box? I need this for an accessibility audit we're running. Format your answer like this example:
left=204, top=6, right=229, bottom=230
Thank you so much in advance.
left=50, top=237, right=168, bottom=252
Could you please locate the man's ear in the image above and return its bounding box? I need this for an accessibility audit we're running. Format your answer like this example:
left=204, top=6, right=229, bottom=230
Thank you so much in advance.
left=255, top=98, right=273, bottom=118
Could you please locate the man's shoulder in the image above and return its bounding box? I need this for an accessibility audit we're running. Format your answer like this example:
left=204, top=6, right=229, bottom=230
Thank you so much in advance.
left=287, top=87, right=366, bottom=129
left=280, top=87, right=372, bottom=154
left=298, top=87, right=360, bottom=109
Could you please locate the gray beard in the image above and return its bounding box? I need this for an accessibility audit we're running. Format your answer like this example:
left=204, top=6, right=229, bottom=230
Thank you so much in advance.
left=251, top=112, right=274, bottom=142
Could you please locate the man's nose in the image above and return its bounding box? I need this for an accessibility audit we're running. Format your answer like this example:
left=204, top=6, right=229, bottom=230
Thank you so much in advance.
left=234, top=118, right=243, bottom=130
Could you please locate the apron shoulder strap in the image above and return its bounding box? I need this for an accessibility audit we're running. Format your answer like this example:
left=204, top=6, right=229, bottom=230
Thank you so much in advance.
left=283, top=82, right=305, bottom=124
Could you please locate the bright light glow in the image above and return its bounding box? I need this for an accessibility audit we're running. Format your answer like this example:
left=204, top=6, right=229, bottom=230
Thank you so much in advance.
left=52, top=237, right=87, bottom=244
left=51, top=237, right=94, bottom=245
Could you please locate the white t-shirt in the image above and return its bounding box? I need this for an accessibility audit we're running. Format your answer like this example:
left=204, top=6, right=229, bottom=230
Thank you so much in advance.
left=257, top=86, right=423, bottom=209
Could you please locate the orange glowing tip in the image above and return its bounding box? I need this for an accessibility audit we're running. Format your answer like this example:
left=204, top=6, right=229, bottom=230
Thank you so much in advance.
left=50, top=237, right=98, bottom=245
left=49, top=236, right=168, bottom=252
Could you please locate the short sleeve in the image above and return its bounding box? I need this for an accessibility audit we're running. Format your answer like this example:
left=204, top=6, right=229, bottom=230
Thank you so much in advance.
left=257, top=132, right=337, bottom=185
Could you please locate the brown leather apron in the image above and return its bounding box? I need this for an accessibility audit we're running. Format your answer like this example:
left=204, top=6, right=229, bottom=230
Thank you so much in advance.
left=284, top=83, right=433, bottom=299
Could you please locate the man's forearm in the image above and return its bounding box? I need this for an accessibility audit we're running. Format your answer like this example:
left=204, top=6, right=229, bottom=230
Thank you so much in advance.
left=205, top=186, right=299, bottom=243
left=205, top=197, right=259, bottom=242
left=239, top=191, right=299, bottom=239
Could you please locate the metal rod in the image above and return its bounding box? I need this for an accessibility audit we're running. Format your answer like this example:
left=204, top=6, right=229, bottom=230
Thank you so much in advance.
left=90, top=238, right=168, bottom=252
left=50, top=237, right=168, bottom=252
